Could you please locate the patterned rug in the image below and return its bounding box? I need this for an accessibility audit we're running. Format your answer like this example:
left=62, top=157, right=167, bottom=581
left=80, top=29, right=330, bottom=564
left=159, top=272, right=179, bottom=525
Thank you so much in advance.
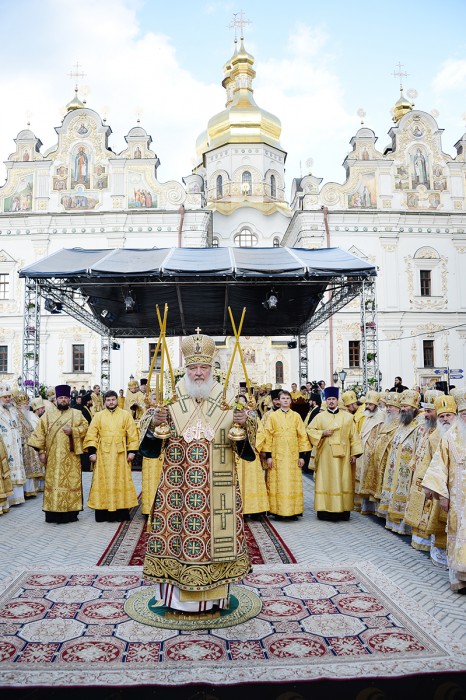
left=97, top=505, right=296, bottom=566
left=1, top=562, right=465, bottom=689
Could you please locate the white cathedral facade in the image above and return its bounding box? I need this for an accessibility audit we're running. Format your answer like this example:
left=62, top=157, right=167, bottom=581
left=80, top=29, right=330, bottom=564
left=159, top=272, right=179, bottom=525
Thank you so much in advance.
left=0, top=37, right=465, bottom=394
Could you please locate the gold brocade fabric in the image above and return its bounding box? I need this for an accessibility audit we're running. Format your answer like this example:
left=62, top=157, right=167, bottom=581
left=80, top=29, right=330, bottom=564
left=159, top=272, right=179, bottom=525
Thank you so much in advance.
left=405, top=427, right=446, bottom=540
left=141, top=456, right=163, bottom=515
left=362, top=419, right=399, bottom=500
left=0, top=435, right=12, bottom=511
left=308, top=410, right=363, bottom=513
left=84, top=407, right=139, bottom=511
left=234, top=414, right=268, bottom=514
left=263, top=409, right=310, bottom=516
left=124, top=390, right=146, bottom=421
left=379, top=417, right=423, bottom=522
left=355, top=411, right=384, bottom=497
left=143, top=378, right=252, bottom=592
left=17, top=409, right=44, bottom=481
left=422, top=425, right=466, bottom=578
left=90, top=392, right=104, bottom=415
left=28, top=406, right=88, bottom=513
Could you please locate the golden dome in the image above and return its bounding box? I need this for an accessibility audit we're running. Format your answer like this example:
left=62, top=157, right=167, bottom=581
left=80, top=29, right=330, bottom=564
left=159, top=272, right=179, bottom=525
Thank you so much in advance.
left=66, top=88, right=85, bottom=112
left=392, top=89, right=413, bottom=123
left=196, top=38, right=282, bottom=157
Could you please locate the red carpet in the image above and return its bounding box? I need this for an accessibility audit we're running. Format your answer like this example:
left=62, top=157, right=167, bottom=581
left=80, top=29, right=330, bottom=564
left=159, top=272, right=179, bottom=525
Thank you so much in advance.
left=97, top=504, right=296, bottom=566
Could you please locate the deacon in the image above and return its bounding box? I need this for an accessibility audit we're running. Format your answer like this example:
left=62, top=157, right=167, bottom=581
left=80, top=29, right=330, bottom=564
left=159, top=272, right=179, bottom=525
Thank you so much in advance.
left=90, top=384, right=104, bottom=415
left=422, top=389, right=466, bottom=592
left=307, top=386, right=362, bottom=520
left=84, top=390, right=139, bottom=522
left=124, top=378, right=146, bottom=421
left=263, top=390, right=310, bottom=520
left=28, top=384, right=88, bottom=523
left=141, top=331, right=257, bottom=614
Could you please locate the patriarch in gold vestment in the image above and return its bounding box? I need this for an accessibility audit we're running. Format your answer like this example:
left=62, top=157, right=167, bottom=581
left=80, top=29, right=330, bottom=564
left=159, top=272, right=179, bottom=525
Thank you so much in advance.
left=141, top=331, right=256, bottom=613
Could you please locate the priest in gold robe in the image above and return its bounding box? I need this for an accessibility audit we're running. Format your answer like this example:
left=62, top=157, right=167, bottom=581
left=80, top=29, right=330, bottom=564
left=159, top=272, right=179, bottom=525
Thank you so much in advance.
left=90, top=384, right=104, bottom=416
left=28, top=384, right=88, bottom=523
left=422, top=389, right=466, bottom=592
left=84, top=390, right=139, bottom=522
left=263, top=390, right=310, bottom=519
left=141, top=331, right=256, bottom=614
left=307, top=386, right=362, bottom=520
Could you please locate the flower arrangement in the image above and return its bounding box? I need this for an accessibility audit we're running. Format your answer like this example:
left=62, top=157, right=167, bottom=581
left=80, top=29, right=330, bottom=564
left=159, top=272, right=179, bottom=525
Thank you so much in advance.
left=23, top=379, right=35, bottom=387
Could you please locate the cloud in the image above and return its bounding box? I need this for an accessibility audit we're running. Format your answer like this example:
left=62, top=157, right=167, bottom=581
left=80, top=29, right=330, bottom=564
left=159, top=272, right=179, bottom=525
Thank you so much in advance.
left=432, top=59, right=466, bottom=92
left=254, top=23, right=353, bottom=184
left=0, top=8, right=353, bottom=191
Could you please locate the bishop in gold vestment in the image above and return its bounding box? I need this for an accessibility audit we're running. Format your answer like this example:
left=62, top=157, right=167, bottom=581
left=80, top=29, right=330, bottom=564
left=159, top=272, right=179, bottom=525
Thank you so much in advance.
left=0, top=434, right=12, bottom=515
left=28, top=385, right=88, bottom=523
left=422, top=397, right=466, bottom=592
left=141, top=332, right=256, bottom=613
left=84, top=391, right=139, bottom=522
left=307, top=387, right=362, bottom=520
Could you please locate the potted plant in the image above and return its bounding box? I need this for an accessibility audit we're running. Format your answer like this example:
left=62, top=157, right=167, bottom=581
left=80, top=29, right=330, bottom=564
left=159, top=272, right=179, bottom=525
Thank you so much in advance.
left=366, top=352, right=377, bottom=362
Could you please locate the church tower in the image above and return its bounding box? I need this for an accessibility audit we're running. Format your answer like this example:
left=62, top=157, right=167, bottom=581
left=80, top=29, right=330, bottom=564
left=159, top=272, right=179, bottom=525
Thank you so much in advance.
left=194, top=30, right=291, bottom=248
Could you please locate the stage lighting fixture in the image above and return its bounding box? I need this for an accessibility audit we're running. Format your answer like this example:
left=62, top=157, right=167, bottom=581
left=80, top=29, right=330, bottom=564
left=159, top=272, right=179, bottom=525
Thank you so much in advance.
left=124, top=289, right=136, bottom=313
left=287, top=340, right=297, bottom=349
left=111, top=342, right=121, bottom=350
left=262, top=289, right=279, bottom=311
left=44, top=298, right=62, bottom=314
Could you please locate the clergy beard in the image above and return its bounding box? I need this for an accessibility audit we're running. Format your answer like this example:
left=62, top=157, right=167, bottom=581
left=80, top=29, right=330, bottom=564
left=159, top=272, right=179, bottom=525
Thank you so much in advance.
left=384, top=411, right=399, bottom=426
left=364, top=407, right=377, bottom=418
left=424, top=415, right=437, bottom=430
left=437, top=420, right=453, bottom=438
left=57, top=404, right=70, bottom=411
left=400, top=407, right=417, bottom=426
left=185, top=374, right=215, bottom=400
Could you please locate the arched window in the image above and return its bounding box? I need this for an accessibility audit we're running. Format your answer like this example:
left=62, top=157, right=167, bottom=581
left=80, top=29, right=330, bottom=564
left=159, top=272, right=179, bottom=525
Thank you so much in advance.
left=216, top=175, right=223, bottom=198
left=234, top=228, right=256, bottom=247
left=275, top=361, right=284, bottom=385
left=273, top=237, right=280, bottom=248
left=212, top=237, right=219, bottom=248
left=270, top=174, right=277, bottom=198
left=242, top=170, right=252, bottom=194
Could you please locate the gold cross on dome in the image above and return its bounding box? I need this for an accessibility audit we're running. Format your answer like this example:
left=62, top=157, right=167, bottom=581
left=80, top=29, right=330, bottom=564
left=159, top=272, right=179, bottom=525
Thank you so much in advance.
left=392, top=62, right=408, bottom=91
left=68, top=61, right=86, bottom=91
left=229, top=10, right=252, bottom=41
left=195, top=327, right=202, bottom=334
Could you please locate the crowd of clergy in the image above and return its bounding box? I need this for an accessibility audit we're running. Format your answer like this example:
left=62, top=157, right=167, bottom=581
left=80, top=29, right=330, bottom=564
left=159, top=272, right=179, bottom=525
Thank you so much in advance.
left=0, top=373, right=465, bottom=593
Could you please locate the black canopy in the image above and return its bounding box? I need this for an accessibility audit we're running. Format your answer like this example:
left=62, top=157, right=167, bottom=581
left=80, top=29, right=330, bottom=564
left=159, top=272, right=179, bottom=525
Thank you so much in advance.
left=20, top=246, right=376, bottom=337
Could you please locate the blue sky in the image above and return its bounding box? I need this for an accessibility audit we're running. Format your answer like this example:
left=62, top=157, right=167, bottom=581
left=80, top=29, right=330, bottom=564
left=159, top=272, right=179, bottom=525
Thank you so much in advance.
left=1, top=0, right=466, bottom=192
